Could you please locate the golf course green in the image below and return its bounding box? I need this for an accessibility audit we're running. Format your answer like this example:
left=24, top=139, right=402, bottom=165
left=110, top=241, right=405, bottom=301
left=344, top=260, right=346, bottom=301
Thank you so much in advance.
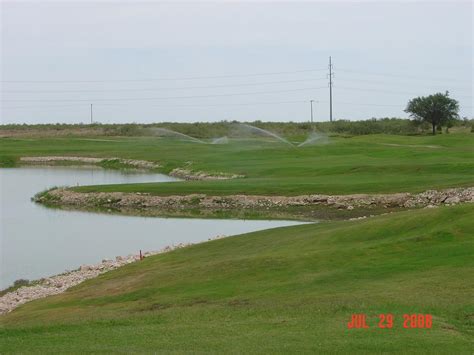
left=1, top=133, right=473, bottom=195
left=0, top=130, right=473, bottom=352
left=1, top=204, right=473, bottom=352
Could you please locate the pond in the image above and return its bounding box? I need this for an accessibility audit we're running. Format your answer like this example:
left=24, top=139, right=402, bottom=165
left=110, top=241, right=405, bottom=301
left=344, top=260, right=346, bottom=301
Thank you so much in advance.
left=0, top=166, right=302, bottom=289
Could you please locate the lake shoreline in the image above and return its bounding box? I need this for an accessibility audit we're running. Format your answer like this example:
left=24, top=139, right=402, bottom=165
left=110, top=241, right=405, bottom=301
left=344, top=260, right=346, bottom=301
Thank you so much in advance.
left=0, top=236, right=226, bottom=315
left=2, top=158, right=472, bottom=314
left=18, top=156, right=243, bottom=180
left=36, top=186, right=474, bottom=221
left=20, top=156, right=162, bottom=170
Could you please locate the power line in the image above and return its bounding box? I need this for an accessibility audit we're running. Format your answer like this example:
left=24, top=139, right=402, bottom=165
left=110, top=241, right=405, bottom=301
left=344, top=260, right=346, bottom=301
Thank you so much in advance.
left=2, top=100, right=309, bottom=110
left=337, top=77, right=472, bottom=90
left=0, top=68, right=328, bottom=83
left=336, top=86, right=473, bottom=98
left=3, top=62, right=472, bottom=116
left=336, top=68, right=469, bottom=83
left=3, top=75, right=469, bottom=92
left=329, top=101, right=402, bottom=107
left=2, top=104, right=90, bottom=109
left=1, top=86, right=329, bottom=103
left=4, top=99, right=443, bottom=110
left=5, top=99, right=329, bottom=110
left=0, top=78, right=328, bottom=93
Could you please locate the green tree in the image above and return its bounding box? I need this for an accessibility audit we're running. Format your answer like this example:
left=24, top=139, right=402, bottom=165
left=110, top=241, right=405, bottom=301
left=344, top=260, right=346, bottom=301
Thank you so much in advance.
left=405, top=92, right=459, bottom=135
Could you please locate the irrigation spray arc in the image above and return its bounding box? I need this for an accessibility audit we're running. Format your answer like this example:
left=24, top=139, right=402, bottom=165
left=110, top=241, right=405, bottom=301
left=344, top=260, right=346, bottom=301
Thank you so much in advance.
left=211, top=136, right=229, bottom=144
left=235, top=123, right=295, bottom=147
left=149, top=124, right=326, bottom=147
left=235, top=123, right=328, bottom=148
left=150, top=127, right=207, bottom=144
left=150, top=128, right=230, bottom=145
left=298, top=131, right=329, bottom=147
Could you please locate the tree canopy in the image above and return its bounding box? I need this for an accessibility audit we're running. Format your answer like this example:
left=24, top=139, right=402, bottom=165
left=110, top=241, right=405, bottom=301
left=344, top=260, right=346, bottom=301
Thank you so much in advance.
left=405, top=92, right=459, bottom=134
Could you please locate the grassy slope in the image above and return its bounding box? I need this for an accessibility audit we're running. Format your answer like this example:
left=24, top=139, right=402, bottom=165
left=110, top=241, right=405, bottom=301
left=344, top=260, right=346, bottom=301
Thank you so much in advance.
left=1, top=204, right=473, bottom=353
left=1, top=133, right=473, bottom=195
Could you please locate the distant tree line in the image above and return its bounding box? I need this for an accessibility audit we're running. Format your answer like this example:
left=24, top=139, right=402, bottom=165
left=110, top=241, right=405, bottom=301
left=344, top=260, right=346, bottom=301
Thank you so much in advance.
left=1, top=117, right=472, bottom=138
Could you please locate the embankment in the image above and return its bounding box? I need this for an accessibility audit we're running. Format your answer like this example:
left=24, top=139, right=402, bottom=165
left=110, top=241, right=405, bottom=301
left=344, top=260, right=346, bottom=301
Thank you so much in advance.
left=0, top=237, right=225, bottom=315
left=35, top=187, right=474, bottom=220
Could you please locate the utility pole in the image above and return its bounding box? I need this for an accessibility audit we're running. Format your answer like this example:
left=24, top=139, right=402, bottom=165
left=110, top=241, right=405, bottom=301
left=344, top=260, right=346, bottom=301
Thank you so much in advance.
left=90, top=104, right=93, bottom=124
left=328, top=56, right=333, bottom=122
left=310, top=99, right=319, bottom=124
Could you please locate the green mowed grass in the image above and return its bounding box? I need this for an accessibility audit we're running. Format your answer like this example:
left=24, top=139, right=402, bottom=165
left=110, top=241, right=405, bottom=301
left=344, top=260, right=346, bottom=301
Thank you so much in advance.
left=1, top=133, right=473, bottom=195
left=1, top=204, right=473, bottom=353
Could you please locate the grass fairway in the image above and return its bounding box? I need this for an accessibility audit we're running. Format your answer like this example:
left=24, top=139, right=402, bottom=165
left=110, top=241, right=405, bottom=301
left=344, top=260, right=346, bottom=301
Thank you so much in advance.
left=1, top=204, right=473, bottom=353
left=1, top=133, right=473, bottom=195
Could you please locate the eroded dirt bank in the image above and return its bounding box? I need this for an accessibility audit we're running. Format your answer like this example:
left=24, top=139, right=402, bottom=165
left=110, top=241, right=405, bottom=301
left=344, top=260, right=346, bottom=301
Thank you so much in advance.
left=36, top=187, right=474, bottom=220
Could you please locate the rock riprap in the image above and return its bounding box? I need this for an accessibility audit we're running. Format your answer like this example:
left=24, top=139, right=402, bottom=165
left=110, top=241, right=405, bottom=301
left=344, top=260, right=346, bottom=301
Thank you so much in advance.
left=20, top=156, right=161, bottom=169
left=169, top=168, right=245, bottom=180
left=37, top=187, right=474, bottom=212
left=20, top=156, right=243, bottom=180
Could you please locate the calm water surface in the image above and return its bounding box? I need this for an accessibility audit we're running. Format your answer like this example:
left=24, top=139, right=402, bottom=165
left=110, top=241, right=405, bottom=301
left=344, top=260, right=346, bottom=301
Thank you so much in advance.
left=0, top=167, right=301, bottom=289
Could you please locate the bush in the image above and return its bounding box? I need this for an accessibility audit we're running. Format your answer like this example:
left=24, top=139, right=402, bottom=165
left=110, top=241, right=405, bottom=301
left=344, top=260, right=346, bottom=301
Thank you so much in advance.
left=0, top=156, right=17, bottom=167
left=13, top=279, right=30, bottom=287
left=0, top=279, right=31, bottom=296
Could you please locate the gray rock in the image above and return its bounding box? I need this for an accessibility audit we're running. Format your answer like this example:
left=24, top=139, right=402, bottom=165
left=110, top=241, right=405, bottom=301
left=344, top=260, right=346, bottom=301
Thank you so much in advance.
left=444, top=196, right=460, bottom=204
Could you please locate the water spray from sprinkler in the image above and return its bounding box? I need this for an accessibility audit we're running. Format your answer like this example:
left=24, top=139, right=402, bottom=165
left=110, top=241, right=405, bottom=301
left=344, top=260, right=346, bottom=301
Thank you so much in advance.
left=236, top=123, right=294, bottom=147
left=150, top=128, right=206, bottom=144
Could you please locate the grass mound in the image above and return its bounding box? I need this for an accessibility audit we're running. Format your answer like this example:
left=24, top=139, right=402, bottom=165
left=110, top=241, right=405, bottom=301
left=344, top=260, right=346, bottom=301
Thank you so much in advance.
left=1, top=204, right=473, bottom=352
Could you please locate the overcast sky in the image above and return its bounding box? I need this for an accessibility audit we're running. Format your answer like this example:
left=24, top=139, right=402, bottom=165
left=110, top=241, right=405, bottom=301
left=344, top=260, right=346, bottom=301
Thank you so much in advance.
left=1, top=0, right=472, bottom=124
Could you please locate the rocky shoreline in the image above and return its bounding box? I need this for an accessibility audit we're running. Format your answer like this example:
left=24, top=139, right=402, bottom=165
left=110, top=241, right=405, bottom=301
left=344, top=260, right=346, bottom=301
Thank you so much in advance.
left=36, top=187, right=474, bottom=215
left=20, top=156, right=161, bottom=170
left=20, top=156, right=244, bottom=180
left=0, top=236, right=225, bottom=316
left=169, top=167, right=245, bottom=180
